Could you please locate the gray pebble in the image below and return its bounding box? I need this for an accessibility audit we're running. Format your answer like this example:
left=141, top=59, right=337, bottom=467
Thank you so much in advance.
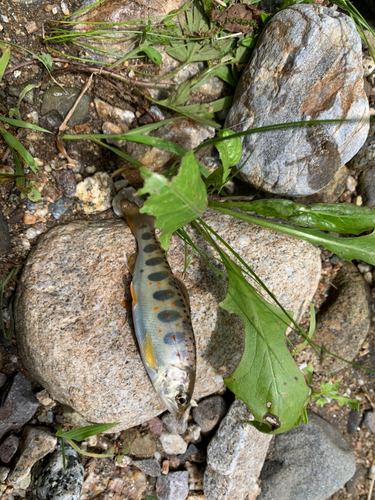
left=162, top=412, right=188, bottom=435
left=26, top=201, right=38, bottom=211
left=364, top=411, right=375, bottom=433
left=0, top=207, right=11, bottom=255
left=41, top=87, right=91, bottom=128
left=347, top=409, right=363, bottom=434
left=132, top=458, right=161, bottom=477
left=357, top=169, right=375, bottom=207
left=177, top=443, right=198, bottom=462
left=156, top=471, right=189, bottom=500
left=49, top=197, right=73, bottom=220
left=0, top=434, right=20, bottom=463
left=192, top=395, right=227, bottom=434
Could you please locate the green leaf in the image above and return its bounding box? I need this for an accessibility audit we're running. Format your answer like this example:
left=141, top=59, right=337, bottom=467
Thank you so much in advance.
left=56, top=423, right=119, bottom=441
left=314, top=382, right=360, bottom=410
left=0, top=130, right=39, bottom=173
left=0, top=116, right=52, bottom=133
left=0, top=47, right=10, bottom=82
left=141, top=45, right=162, bottom=66
left=222, top=199, right=375, bottom=235
left=138, top=151, right=208, bottom=249
left=27, top=187, right=42, bottom=202
left=210, top=203, right=375, bottom=266
left=222, top=255, right=309, bottom=434
left=215, top=129, right=242, bottom=188
left=38, top=52, right=54, bottom=71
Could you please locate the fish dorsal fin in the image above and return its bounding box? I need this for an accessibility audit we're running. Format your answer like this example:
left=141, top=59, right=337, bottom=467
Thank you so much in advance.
left=176, top=277, right=190, bottom=308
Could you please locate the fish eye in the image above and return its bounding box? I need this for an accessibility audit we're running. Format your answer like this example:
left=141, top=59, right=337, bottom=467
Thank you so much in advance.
left=176, top=392, right=190, bottom=408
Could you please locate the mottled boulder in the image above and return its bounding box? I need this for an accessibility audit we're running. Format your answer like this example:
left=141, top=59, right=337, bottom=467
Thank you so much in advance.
left=258, top=411, right=356, bottom=500
left=226, top=4, right=369, bottom=196
left=204, top=400, right=272, bottom=500
left=15, top=210, right=320, bottom=429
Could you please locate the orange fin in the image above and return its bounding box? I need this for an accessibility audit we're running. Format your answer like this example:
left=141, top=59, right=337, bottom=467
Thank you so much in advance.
left=142, top=333, right=157, bottom=371
left=124, top=252, right=138, bottom=275
left=130, top=282, right=137, bottom=305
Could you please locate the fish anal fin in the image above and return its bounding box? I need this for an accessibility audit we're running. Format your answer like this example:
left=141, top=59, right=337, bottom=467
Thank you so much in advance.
left=176, top=277, right=190, bottom=308
left=124, top=252, right=138, bottom=275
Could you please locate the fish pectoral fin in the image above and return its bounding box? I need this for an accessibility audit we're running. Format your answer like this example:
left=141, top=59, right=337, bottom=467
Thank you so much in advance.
left=176, top=277, right=190, bottom=308
left=142, top=333, right=157, bottom=372
left=124, top=252, right=138, bottom=275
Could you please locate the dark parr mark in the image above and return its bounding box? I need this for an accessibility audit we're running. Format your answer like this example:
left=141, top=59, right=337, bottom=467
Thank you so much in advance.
left=153, top=290, right=175, bottom=301
left=146, top=257, right=165, bottom=266
left=143, top=243, right=159, bottom=253
left=173, top=299, right=185, bottom=308
left=157, top=310, right=180, bottom=322
left=148, top=271, right=168, bottom=282
left=141, top=232, right=153, bottom=240
left=163, top=331, right=185, bottom=345
left=140, top=224, right=148, bottom=229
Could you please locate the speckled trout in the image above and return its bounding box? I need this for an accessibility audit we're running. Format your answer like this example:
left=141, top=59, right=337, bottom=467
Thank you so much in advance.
left=113, top=188, right=196, bottom=416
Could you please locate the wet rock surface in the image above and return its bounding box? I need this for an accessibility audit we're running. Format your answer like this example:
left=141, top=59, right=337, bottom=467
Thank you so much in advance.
left=311, top=261, right=371, bottom=371
left=14, top=211, right=320, bottom=428
left=204, top=399, right=272, bottom=500
left=258, top=412, right=356, bottom=500
left=40, top=87, right=91, bottom=127
left=0, top=373, right=39, bottom=441
left=226, top=4, right=369, bottom=196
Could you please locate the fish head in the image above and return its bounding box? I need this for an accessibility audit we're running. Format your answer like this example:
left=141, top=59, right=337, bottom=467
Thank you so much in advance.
left=156, top=366, right=195, bottom=416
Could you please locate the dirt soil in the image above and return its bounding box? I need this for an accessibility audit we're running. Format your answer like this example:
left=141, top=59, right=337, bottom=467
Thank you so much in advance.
left=1, top=0, right=375, bottom=499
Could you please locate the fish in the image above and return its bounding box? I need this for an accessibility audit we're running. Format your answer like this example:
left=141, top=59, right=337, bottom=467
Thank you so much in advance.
left=113, top=188, right=196, bottom=416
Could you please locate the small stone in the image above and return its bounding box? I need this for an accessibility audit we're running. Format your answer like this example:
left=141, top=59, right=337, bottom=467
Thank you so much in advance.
left=357, top=169, right=375, bottom=207
left=75, top=172, right=113, bottom=214
left=52, top=169, right=77, bottom=197
left=192, top=395, right=227, bottom=435
left=23, top=214, right=36, bottom=225
left=41, top=87, right=91, bottom=127
left=30, top=443, right=83, bottom=499
left=85, top=166, right=96, bottom=174
left=52, top=5, right=59, bottom=14
left=0, top=373, right=7, bottom=387
left=121, top=428, right=157, bottom=458
left=102, top=121, right=127, bottom=146
left=162, top=460, right=170, bottom=475
left=160, top=433, right=188, bottom=456
left=0, top=166, right=14, bottom=175
left=347, top=409, right=363, bottom=434
left=8, top=427, right=57, bottom=484
left=49, top=197, right=73, bottom=220
left=1, top=15, right=9, bottom=22
left=364, top=271, right=373, bottom=284
left=346, top=175, right=357, bottom=192
left=26, top=201, right=38, bottom=211
left=61, top=1, right=69, bottom=15
left=41, top=185, right=60, bottom=202
left=147, top=418, right=163, bottom=436
left=258, top=412, right=355, bottom=500
left=357, top=262, right=371, bottom=274
left=177, top=444, right=198, bottom=463
left=185, top=461, right=204, bottom=491
left=35, top=390, right=55, bottom=408
left=116, top=454, right=132, bottom=467
left=185, top=424, right=201, bottom=443
left=156, top=471, right=189, bottom=500
left=162, top=413, right=188, bottom=435
left=39, top=110, right=63, bottom=134
left=44, top=164, right=52, bottom=173
left=94, top=98, right=135, bottom=126
left=0, top=435, right=20, bottom=463
left=0, top=467, right=10, bottom=482
left=363, top=54, right=375, bottom=76
left=364, top=411, right=375, bottom=433
left=132, top=458, right=161, bottom=477
left=25, top=21, right=37, bottom=34
left=25, top=228, right=39, bottom=240
left=0, top=373, right=39, bottom=441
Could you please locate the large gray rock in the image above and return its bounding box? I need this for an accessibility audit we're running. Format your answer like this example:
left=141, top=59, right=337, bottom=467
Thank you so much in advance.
left=0, top=207, right=11, bottom=255
left=226, top=4, right=369, bottom=196
left=204, top=399, right=272, bottom=500
left=14, top=210, right=320, bottom=430
left=258, top=411, right=356, bottom=500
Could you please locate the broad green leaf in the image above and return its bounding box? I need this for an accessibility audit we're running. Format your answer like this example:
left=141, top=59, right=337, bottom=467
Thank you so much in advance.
left=0, top=130, right=39, bottom=173
left=0, top=47, right=10, bottom=82
left=210, top=203, right=375, bottom=266
left=0, top=116, right=52, bottom=133
left=56, top=423, right=118, bottom=441
left=141, top=45, right=162, bottom=66
left=221, top=254, right=309, bottom=434
left=138, top=151, right=208, bottom=249
left=219, top=199, right=375, bottom=235
left=215, top=129, right=242, bottom=188
left=38, top=52, right=54, bottom=71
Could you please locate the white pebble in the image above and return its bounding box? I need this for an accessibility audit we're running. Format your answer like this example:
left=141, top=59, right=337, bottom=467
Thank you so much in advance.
left=345, top=388, right=351, bottom=396
left=52, top=6, right=59, bottom=14
left=364, top=271, right=373, bottom=284
left=358, top=379, right=364, bottom=386
left=358, top=262, right=371, bottom=274
left=44, top=165, right=52, bottom=172
left=25, top=228, right=38, bottom=239
left=61, top=1, right=69, bottom=15
left=355, top=195, right=363, bottom=206
left=1, top=15, right=9, bottom=23
left=154, top=452, right=161, bottom=460
left=14, top=70, right=21, bottom=78
left=346, top=175, right=357, bottom=192
left=85, top=166, right=96, bottom=174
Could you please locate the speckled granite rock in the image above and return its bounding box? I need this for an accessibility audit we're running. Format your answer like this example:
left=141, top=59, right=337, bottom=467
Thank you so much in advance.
left=258, top=411, right=356, bottom=500
left=204, top=399, right=272, bottom=500
left=15, top=210, right=320, bottom=429
left=226, top=4, right=369, bottom=196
